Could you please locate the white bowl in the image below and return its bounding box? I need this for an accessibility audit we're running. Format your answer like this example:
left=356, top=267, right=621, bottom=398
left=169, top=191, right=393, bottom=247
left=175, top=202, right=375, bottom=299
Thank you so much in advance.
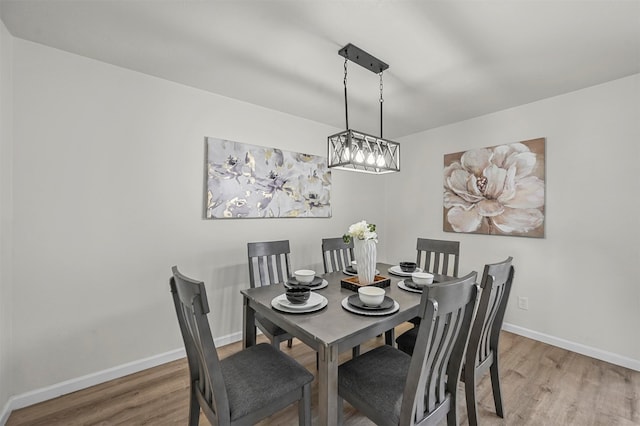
left=411, top=272, right=434, bottom=286
left=350, top=260, right=358, bottom=271
left=294, top=269, right=315, bottom=284
left=358, top=286, right=385, bottom=306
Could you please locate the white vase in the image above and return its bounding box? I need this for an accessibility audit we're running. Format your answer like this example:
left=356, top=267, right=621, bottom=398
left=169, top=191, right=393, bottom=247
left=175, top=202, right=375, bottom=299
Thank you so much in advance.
left=354, top=238, right=377, bottom=285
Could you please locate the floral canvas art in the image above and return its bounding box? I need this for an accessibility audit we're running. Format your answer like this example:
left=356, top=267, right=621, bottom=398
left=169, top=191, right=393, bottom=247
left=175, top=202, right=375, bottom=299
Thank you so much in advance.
left=443, top=138, right=545, bottom=237
left=206, top=137, right=331, bottom=218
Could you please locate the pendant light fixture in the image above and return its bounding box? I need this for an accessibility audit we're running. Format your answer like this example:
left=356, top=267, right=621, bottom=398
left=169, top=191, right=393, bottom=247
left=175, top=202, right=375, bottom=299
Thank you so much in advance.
left=328, top=43, right=400, bottom=174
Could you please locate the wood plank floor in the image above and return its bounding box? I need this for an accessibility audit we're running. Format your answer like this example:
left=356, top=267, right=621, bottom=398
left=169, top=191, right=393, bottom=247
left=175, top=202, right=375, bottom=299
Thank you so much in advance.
left=6, top=329, right=640, bottom=425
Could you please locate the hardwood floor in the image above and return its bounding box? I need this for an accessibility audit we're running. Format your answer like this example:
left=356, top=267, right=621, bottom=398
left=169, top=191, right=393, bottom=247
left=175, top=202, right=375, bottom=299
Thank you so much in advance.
left=6, top=329, right=640, bottom=425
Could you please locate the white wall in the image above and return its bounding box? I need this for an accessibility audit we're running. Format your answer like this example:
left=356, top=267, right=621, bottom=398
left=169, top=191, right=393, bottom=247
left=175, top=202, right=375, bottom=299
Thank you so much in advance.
left=10, top=39, right=391, bottom=395
left=386, top=74, right=640, bottom=363
left=0, top=18, right=14, bottom=420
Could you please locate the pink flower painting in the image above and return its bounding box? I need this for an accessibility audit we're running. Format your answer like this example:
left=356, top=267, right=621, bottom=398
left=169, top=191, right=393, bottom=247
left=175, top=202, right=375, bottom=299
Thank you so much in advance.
left=443, top=138, right=545, bottom=237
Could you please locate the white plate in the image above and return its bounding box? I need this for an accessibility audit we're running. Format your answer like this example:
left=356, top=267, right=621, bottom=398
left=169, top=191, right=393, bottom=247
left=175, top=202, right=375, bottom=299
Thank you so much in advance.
left=341, top=297, right=399, bottom=316
left=274, top=292, right=323, bottom=310
left=397, top=280, right=422, bottom=293
left=284, top=279, right=328, bottom=291
left=287, top=276, right=324, bottom=287
left=388, top=265, right=423, bottom=277
left=311, top=279, right=329, bottom=290
left=271, top=293, right=328, bottom=314
left=343, top=268, right=380, bottom=277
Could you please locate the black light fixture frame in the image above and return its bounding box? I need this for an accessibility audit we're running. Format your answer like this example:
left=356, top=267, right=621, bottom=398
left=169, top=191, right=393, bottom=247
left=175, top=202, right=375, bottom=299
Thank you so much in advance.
left=328, top=43, right=400, bottom=174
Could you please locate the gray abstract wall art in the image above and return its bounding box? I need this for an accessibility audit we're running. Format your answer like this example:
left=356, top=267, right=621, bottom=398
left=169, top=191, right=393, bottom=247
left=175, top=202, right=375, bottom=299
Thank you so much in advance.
left=206, top=137, right=332, bottom=218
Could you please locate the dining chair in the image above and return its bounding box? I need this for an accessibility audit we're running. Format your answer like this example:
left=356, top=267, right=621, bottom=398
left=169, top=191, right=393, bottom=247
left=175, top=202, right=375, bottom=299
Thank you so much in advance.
left=247, top=240, right=294, bottom=349
left=321, top=237, right=354, bottom=274
left=169, top=266, right=314, bottom=426
left=463, top=257, right=515, bottom=426
left=337, top=272, right=479, bottom=426
left=416, top=237, right=460, bottom=277
left=407, top=237, right=461, bottom=326
left=321, top=236, right=361, bottom=358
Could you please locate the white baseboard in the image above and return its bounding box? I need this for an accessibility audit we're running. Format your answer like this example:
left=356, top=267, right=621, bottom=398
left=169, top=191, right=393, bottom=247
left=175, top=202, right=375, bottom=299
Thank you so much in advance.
left=502, top=323, right=640, bottom=372
left=212, top=330, right=244, bottom=348
left=0, top=400, right=11, bottom=426
left=0, top=331, right=243, bottom=425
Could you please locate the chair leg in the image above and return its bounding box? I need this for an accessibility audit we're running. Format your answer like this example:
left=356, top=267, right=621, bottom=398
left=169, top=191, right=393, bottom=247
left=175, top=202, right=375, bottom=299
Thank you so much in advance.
left=188, top=385, right=200, bottom=426
left=298, top=383, right=311, bottom=426
left=287, top=338, right=293, bottom=348
left=464, top=367, right=479, bottom=426
left=490, top=358, right=505, bottom=418
left=447, top=386, right=459, bottom=426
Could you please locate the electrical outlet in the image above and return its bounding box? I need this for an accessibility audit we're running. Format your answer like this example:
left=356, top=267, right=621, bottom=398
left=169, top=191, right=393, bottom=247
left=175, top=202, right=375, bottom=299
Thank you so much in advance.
left=517, top=296, right=529, bottom=310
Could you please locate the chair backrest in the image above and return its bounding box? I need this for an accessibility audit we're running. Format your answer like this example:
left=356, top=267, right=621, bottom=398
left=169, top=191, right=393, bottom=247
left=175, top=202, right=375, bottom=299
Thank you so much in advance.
left=399, top=271, right=479, bottom=425
left=170, top=266, right=231, bottom=425
left=247, top=240, right=291, bottom=288
left=321, top=237, right=354, bottom=274
left=416, top=238, right=460, bottom=277
left=466, top=257, right=515, bottom=371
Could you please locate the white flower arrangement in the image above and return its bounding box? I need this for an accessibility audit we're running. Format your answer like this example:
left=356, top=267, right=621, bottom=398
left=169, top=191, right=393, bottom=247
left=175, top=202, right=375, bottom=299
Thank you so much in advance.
left=343, top=220, right=377, bottom=243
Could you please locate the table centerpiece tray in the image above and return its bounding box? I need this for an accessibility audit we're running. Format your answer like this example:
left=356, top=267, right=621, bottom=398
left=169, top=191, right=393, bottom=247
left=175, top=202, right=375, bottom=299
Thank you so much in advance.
left=340, top=275, right=390, bottom=292
left=343, top=267, right=380, bottom=276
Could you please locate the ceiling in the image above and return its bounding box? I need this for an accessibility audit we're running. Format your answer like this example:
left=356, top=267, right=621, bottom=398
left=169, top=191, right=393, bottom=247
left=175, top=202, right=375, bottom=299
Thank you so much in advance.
left=1, top=0, right=639, bottom=138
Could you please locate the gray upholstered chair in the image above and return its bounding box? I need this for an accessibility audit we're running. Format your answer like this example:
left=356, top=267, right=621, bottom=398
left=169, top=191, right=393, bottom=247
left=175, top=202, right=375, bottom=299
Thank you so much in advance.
left=416, top=237, right=460, bottom=277
left=464, top=257, right=515, bottom=426
left=170, top=266, right=313, bottom=426
left=247, top=240, right=294, bottom=349
left=337, top=272, right=479, bottom=426
left=321, top=237, right=354, bottom=274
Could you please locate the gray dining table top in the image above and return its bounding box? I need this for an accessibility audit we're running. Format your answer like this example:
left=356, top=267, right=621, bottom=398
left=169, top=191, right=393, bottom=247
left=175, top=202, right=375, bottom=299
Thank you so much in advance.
left=241, top=263, right=449, bottom=353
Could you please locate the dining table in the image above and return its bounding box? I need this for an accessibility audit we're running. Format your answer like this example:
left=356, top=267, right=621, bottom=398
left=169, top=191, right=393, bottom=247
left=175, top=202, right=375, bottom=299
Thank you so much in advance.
left=241, top=262, right=453, bottom=426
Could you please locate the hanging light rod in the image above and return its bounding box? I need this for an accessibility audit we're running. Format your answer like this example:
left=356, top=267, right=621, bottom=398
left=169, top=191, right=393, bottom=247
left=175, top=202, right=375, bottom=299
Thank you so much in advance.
left=338, top=43, right=389, bottom=74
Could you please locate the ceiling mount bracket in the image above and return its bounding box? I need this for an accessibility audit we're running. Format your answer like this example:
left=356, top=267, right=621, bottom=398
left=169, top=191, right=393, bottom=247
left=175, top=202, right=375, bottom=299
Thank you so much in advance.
left=338, top=43, right=389, bottom=74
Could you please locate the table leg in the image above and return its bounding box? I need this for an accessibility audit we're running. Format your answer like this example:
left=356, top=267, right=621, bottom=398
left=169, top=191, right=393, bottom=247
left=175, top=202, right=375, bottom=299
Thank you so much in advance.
left=243, top=297, right=256, bottom=349
left=318, top=343, right=339, bottom=426
left=385, top=328, right=395, bottom=346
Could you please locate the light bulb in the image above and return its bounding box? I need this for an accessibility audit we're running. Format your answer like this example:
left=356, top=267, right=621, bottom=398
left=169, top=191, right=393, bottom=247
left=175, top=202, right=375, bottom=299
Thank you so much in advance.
left=366, top=153, right=375, bottom=165
left=342, top=147, right=350, bottom=162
